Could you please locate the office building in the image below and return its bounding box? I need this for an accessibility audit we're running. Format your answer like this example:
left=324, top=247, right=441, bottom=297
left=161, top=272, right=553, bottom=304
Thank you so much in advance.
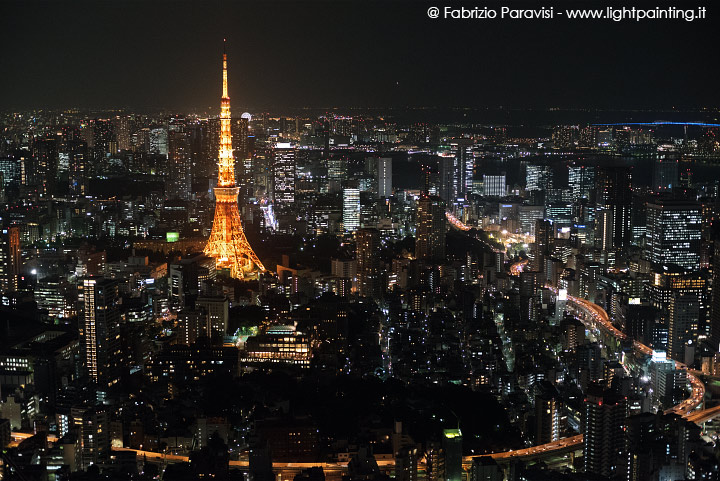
left=415, top=196, right=446, bottom=262
left=449, top=138, right=474, bottom=198
left=482, top=174, right=506, bottom=197
left=595, top=166, right=632, bottom=251
left=568, top=165, right=594, bottom=201
left=0, top=225, right=21, bottom=294
left=343, top=188, right=361, bottom=233
left=645, top=199, right=701, bottom=270
left=651, top=158, right=679, bottom=191
left=377, top=157, right=392, bottom=198
left=668, top=294, right=699, bottom=362
left=166, top=127, right=192, bottom=200
left=273, top=142, right=296, bottom=206
left=526, top=164, right=553, bottom=192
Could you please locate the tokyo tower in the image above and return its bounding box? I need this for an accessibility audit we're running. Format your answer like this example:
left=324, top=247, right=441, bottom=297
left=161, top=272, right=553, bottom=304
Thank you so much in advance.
left=204, top=41, right=266, bottom=279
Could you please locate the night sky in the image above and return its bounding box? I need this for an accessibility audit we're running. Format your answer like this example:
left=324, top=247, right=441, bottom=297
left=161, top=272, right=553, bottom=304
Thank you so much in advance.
left=1, top=0, right=718, bottom=111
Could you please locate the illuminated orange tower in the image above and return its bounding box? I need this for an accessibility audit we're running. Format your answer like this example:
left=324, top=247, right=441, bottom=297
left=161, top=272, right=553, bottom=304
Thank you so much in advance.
left=205, top=41, right=266, bottom=279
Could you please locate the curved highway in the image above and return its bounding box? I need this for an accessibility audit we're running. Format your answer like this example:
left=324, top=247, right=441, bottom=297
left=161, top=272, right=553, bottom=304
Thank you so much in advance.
left=445, top=211, right=471, bottom=231
left=474, top=287, right=707, bottom=464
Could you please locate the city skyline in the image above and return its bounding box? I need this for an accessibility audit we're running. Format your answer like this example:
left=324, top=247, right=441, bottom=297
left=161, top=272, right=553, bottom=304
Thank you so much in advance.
left=2, top=2, right=720, bottom=481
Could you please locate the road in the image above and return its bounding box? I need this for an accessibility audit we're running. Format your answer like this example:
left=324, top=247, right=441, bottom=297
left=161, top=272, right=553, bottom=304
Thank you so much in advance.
left=445, top=211, right=472, bottom=231
left=468, top=288, right=708, bottom=465
left=509, top=258, right=528, bottom=276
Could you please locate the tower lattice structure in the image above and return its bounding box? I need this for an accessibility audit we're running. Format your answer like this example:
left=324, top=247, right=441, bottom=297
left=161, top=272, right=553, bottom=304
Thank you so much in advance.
left=205, top=42, right=266, bottom=279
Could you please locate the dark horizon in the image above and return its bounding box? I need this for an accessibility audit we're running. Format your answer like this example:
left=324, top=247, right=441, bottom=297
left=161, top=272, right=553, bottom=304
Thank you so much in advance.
left=2, top=0, right=719, bottom=112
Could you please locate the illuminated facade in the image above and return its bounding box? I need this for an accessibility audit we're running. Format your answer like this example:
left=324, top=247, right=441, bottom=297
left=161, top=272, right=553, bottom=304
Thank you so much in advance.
left=82, top=278, right=121, bottom=389
left=205, top=43, right=266, bottom=279
left=342, top=188, right=360, bottom=233
left=415, top=195, right=446, bottom=261
left=646, top=199, right=701, bottom=270
left=272, top=142, right=296, bottom=206
left=241, top=325, right=310, bottom=368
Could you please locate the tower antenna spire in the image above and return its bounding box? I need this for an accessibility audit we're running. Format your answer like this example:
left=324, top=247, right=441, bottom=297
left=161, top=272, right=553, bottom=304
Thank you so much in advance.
left=222, top=39, right=229, bottom=99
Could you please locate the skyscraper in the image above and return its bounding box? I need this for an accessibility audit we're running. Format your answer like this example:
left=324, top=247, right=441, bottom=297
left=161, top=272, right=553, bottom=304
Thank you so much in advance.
left=65, top=139, right=88, bottom=197
left=0, top=225, right=20, bottom=294
left=449, top=138, right=474, bottom=198
left=533, top=219, right=553, bottom=275
left=377, top=157, right=392, bottom=198
left=149, top=127, right=168, bottom=156
left=583, top=385, right=627, bottom=478
left=82, top=278, right=121, bottom=389
left=595, top=166, right=632, bottom=252
left=568, top=164, right=594, bottom=201
left=356, top=228, right=380, bottom=299
left=482, top=174, right=506, bottom=197
left=526, top=164, right=553, bottom=192
left=166, top=124, right=192, bottom=200
left=668, top=293, right=699, bottom=362
left=651, top=158, right=679, bottom=191
left=415, top=196, right=446, bottom=261
left=712, top=238, right=720, bottom=349
left=343, top=188, right=361, bottom=233
left=645, top=198, right=701, bottom=270
left=273, top=142, right=296, bottom=207
left=204, top=42, right=266, bottom=279
left=438, top=154, right=457, bottom=203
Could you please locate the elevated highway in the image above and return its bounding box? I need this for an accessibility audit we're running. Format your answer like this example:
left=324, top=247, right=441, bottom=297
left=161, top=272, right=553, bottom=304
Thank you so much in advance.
left=477, top=288, right=708, bottom=465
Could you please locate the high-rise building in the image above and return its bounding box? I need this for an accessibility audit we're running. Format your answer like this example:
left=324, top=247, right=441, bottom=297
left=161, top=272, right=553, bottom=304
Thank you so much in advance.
left=204, top=43, right=266, bottom=279
left=233, top=116, right=252, bottom=198
left=668, top=294, right=700, bottom=362
left=196, top=296, right=230, bottom=340
left=568, top=165, right=595, bottom=201
left=65, top=139, right=88, bottom=196
left=595, top=166, right=632, bottom=252
left=356, top=228, right=380, bottom=299
left=533, top=219, right=553, bottom=274
left=377, top=157, right=392, bottom=198
left=482, top=174, right=506, bottom=197
left=645, top=199, right=701, bottom=270
left=80, top=408, right=110, bottom=469
left=449, top=138, right=474, bottom=198
left=526, top=164, right=553, bottom=192
left=178, top=309, right=210, bottom=346
left=82, top=278, right=121, bottom=389
left=273, top=142, right=296, bottom=207
left=149, top=127, right=168, bottom=156
left=415, top=196, right=446, bottom=261
left=343, top=188, right=361, bottom=233
left=651, top=158, right=679, bottom=191
left=518, top=205, right=545, bottom=235
left=93, top=119, right=115, bottom=159
left=438, top=154, right=456, bottom=203
left=166, top=126, right=192, bottom=200
left=112, top=115, right=132, bottom=151
left=712, top=238, right=720, bottom=348
left=534, top=381, right=565, bottom=444
left=0, top=225, right=21, bottom=294
left=583, top=385, right=627, bottom=478
left=442, top=429, right=463, bottom=481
